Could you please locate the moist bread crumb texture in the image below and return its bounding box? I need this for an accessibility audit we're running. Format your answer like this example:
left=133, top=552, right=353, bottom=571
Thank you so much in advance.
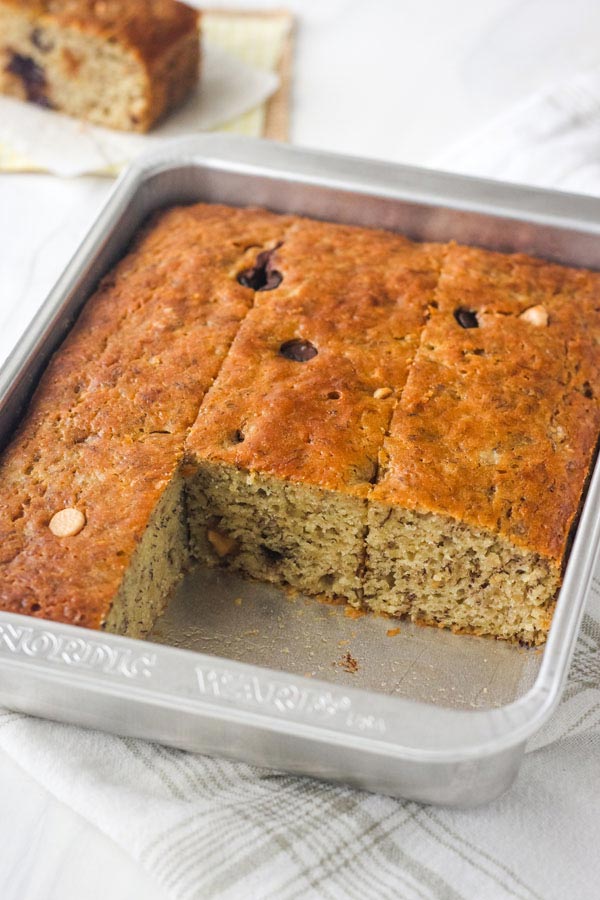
left=2, top=204, right=600, bottom=645
left=0, top=0, right=200, bottom=131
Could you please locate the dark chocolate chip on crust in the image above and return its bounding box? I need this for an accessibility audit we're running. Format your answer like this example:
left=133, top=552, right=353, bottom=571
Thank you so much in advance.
left=237, top=245, right=283, bottom=291
left=279, top=339, right=318, bottom=362
left=454, top=307, right=479, bottom=329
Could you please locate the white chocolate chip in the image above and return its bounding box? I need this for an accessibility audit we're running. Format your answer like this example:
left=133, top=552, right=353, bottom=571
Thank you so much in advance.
left=519, top=305, right=548, bottom=327
left=549, top=424, right=566, bottom=443
left=373, top=387, right=393, bottom=400
left=479, top=449, right=500, bottom=465
left=207, top=528, right=238, bottom=558
left=130, top=97, right=147, bottom=117
left=49, top=508, right=86, bottom=537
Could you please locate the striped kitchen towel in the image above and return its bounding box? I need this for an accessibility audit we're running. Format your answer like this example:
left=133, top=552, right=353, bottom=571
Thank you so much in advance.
left=0, top=606, right=598, bottom=900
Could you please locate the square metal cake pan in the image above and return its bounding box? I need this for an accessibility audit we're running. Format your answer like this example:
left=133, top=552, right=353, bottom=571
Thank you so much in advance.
left=1, top=135, right=600, bottom=807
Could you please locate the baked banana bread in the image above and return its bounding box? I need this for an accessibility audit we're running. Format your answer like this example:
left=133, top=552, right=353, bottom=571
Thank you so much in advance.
left=0, top=0, right=200, bottom=131
left=2, top=203, right=600, bottom=644
left=365, top=245, right=600, bottom=640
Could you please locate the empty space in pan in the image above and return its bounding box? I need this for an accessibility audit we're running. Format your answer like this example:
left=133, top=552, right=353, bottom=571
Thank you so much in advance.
left=147, top=565, right=542, bottom=711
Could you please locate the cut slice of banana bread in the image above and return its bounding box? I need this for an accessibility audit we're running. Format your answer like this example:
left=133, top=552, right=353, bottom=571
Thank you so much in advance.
left=0, top=0, right=200, bottom=131
left=365, top=244, right=600, bottom=644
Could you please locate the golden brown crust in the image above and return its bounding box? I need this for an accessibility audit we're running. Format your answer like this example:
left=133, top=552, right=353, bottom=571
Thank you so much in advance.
left=144, top=26, right=199, bottom=131
left=187, top=219, right=443, bottom=494
left=372, top=243, right=600, bottom=563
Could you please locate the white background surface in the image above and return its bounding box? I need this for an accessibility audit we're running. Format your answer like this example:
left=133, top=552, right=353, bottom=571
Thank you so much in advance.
left=2, top=0, right=600, bottom=897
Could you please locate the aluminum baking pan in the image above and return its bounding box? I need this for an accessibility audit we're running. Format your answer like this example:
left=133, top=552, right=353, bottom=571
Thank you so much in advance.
left=1, top=135, right=600, bottom=807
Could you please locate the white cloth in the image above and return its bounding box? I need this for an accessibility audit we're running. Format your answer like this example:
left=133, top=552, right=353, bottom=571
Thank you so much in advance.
left=2, top=69, right=600, bottom=900
left=433, top=66, right=600, bottom=195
